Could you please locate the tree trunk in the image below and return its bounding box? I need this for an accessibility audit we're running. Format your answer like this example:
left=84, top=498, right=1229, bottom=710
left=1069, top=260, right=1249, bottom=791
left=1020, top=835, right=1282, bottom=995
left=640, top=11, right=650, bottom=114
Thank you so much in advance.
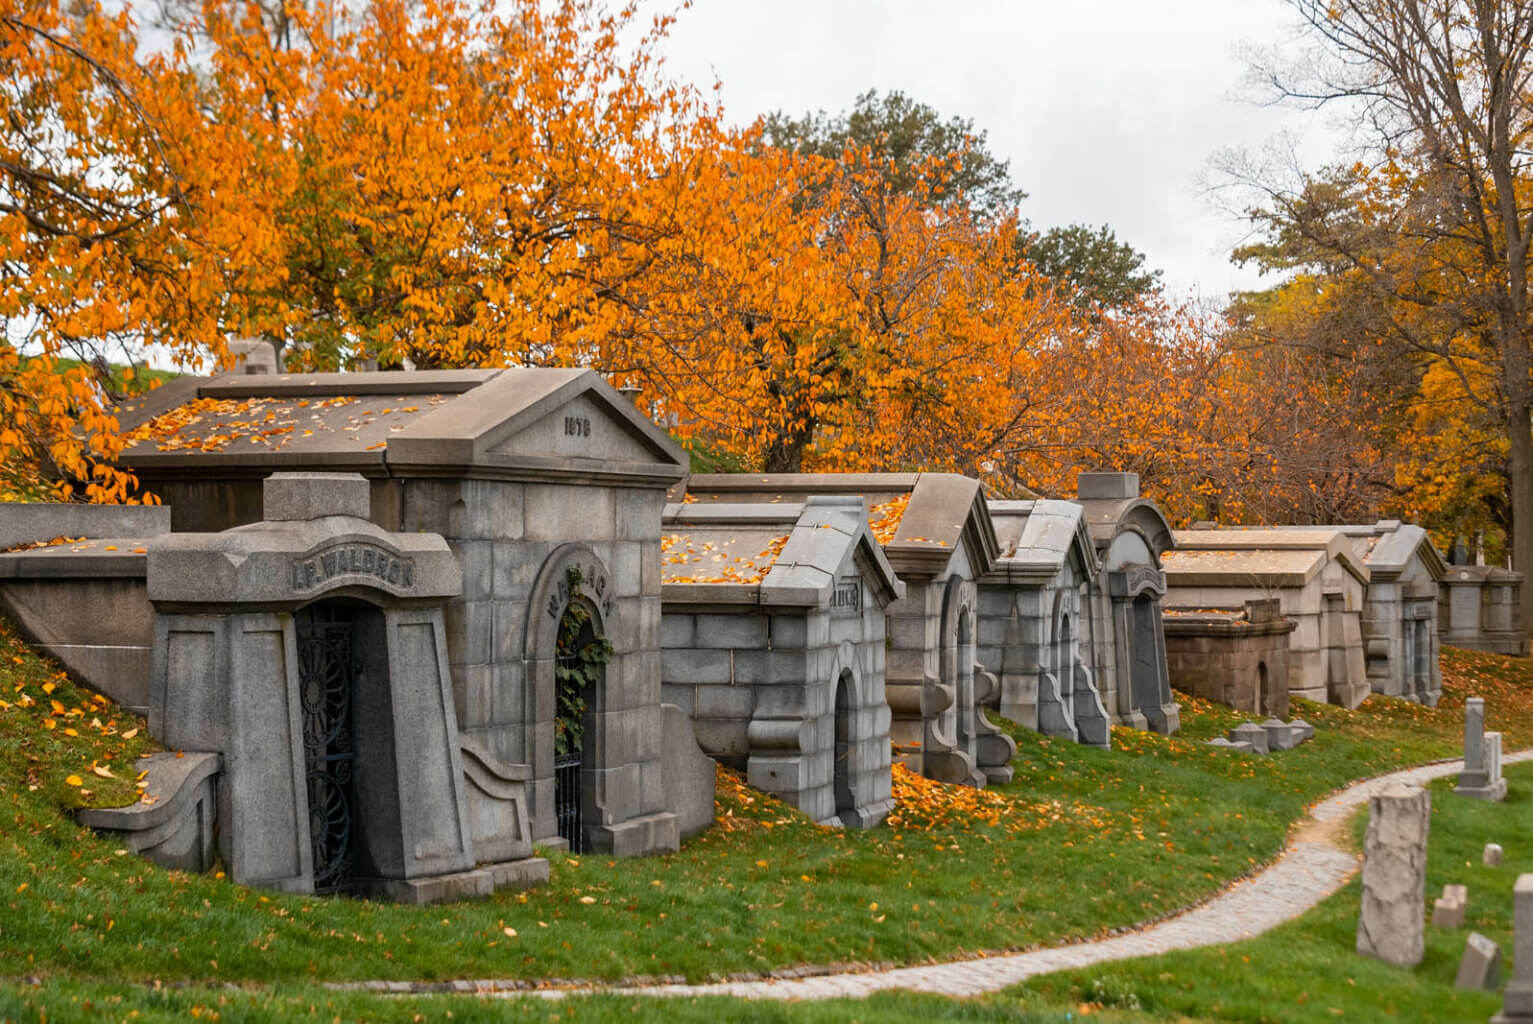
left=761, top=422, right=813, bottom=473
left=1509, top=401, right=1533, bottom=642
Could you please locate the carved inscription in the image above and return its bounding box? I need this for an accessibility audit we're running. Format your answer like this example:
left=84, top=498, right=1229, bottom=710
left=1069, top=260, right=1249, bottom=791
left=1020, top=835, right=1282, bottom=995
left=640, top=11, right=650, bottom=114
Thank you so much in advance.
left=830, top=578, right=861, bottom=615
left=544, top=559, right=613, bottom=619
left=291, top=543, right=415, bottom=591
left=563, top=415, right=592, bottom=439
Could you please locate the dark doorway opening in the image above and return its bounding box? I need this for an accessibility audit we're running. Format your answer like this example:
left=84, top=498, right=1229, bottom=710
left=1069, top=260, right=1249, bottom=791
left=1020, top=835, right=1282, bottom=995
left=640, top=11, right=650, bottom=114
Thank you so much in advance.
left=296, top=601, right=360, bottom=895
left=833, top=672, right=854, bottom=820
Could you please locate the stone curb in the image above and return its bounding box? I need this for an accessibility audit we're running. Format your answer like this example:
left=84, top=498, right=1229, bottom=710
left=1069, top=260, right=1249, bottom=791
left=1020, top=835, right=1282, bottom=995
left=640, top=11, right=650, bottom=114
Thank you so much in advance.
left=339, top=750, right=1533, bottom=1002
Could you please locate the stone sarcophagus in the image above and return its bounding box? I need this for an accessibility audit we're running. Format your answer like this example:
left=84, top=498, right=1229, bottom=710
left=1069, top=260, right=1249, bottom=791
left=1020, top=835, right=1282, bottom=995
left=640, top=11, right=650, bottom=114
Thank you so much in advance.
left=659, top=497, right=902, bottom=827
left=683, top=473, right=1015, bottom=788
left=146, top=472, right=544, bottom=902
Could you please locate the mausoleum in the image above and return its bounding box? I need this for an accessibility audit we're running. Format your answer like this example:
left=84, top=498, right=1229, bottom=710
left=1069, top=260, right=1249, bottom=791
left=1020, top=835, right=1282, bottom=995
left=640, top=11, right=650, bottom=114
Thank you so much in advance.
left=1074, top=473, right=1180, bottom=734
left=978, top=499, right=1111, bottom=747
left=658, top=497, right=902, bottom=826
left=1162, top=527, right=1370, bottom=707
left=684, top=474, right=1016, bottom=787
left=1339, top=521, right=1446, bottom=704
left=110, top=368, right=710, bottom=858
left=1439, top=564, right=1528, bottom=656
left=1162, top=599, right=1297, bottom=717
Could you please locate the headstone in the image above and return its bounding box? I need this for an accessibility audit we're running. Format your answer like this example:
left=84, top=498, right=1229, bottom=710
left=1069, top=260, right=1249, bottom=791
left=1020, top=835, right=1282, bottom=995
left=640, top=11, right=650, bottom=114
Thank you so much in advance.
left=1491, top=875, right=1533, bottom=1022
left=1455, top=931, right=1502, bottom=990
left=1289, top=718, right=1315, bottom=743
left=1356, top=782, right=1430, bottom=967
left=1229, top=722, right=1270, bottom=753
left=1433, top=883, right=1468, bottom=928
left=1487, top=843, right=1505, bottom=867
left=1262, top=717, right=1299, bottom=750
left=1457, top=698, right=1508, bottom=801
left=1206, top=737, right=1254, bottom=752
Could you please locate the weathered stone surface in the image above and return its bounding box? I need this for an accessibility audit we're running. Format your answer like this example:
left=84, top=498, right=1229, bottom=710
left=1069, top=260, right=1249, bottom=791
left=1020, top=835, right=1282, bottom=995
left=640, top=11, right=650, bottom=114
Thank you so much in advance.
left=661, top=703, right=716, bottom=840
left=1487, top=843, right=1505, bottom=867
left=1229, top=723, right=1270, bottom=754
left=1205, top=737, right=1254, bottom=752
left=1432, top=883, right=1468, bottom=928
left=1457, top=698, right=1508, bottom=801
left=1493, top=875, right=1533, bottom=1022
left=0, top=502, right=170, bottom=550
left=1290, top=718, right=1315, bottom=743
left=1355, top=782, right=1430, bottom=967
left=1262, top=717, right=1299, bottom=750
left=1455, top=931, right=1502, bottom=990
left=76, top=752, right=220, bottom=873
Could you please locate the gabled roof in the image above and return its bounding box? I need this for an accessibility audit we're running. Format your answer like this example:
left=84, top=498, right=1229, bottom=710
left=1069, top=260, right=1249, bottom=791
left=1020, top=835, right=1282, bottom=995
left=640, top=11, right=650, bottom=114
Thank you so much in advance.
left=1168, top=527, right=1370, bottom=586
left=982, top=499, right=1099, bottom=586
left=683, top=473, right=999, bottom=579
left=113, top=368, right=687, bottom=486
left=659, top=497, right=903, bottom=608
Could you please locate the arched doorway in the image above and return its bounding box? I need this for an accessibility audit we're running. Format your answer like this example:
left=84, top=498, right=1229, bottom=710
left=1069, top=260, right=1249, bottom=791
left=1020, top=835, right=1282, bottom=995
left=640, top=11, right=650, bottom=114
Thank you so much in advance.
left=553, top=591, right=610, bottom=854
left=832, top=671, right=854, bottom=821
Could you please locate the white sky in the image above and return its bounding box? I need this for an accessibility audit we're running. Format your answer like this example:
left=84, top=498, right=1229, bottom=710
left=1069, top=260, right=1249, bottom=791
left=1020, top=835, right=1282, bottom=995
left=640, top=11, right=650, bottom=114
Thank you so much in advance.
left=656, top=0, right=1345, bottom=303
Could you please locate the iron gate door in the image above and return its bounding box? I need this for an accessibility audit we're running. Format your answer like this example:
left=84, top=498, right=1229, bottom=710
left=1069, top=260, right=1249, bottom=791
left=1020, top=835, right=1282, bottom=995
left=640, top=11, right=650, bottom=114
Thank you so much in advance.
left=296, top=603, right=358, bottom=894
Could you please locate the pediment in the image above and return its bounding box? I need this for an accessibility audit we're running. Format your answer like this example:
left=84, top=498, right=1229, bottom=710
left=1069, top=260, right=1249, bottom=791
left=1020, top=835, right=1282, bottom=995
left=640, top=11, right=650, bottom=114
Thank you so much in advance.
left=486, top=391, right=678, bottom=466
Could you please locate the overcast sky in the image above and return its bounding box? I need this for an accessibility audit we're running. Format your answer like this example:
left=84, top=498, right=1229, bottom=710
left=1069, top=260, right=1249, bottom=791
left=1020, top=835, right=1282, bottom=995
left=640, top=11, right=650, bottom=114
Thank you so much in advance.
left=656, top=0, right=1343, bottom=303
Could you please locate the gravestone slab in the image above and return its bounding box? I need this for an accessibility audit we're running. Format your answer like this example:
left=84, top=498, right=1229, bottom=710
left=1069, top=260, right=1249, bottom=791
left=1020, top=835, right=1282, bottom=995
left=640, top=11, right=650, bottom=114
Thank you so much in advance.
left=1433, top=884, right=1468, bottom=928
left=1456, top=931, right=1502, bottom=990
left=1492, top=875, right=1533, bottom=1022
left=1206, top=737, right=1255, bottom=752
left=1229, top=723, right=1270, bottom=753
left=1456, top=697, right=1508, bottom=801
left=1488, top=843, right=1505, bottom=867
left=1356, top=782, right=1430, bottom=967
left=1290, top=718, right=1315, bottom=743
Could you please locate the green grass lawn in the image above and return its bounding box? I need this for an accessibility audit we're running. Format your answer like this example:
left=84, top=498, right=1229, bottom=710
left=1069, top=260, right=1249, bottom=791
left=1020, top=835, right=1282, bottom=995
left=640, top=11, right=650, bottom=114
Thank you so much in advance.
left=2, top=619, right=1533, bottom=1021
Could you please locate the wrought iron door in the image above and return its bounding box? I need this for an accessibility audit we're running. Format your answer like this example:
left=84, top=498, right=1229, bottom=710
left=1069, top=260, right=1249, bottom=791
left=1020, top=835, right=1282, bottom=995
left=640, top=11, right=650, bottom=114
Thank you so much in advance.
left=553, top=630, right=587, bottom=853
left=296, top=604, right=358, bottom=894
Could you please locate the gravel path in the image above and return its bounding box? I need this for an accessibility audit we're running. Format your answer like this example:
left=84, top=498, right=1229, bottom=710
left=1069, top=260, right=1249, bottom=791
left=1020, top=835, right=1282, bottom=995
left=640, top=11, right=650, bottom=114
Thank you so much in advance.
left=341, top=750, right=1532, bottom=1002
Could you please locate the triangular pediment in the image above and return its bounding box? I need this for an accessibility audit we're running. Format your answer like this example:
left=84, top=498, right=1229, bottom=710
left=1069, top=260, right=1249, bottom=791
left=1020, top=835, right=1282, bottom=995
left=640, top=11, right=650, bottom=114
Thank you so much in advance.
left=486, top=390, right=676, bottom=465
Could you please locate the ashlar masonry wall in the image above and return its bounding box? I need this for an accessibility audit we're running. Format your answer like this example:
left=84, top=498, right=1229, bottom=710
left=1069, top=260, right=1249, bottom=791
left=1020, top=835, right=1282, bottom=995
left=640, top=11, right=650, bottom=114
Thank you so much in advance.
left=659, top=498, right=901, bottom=826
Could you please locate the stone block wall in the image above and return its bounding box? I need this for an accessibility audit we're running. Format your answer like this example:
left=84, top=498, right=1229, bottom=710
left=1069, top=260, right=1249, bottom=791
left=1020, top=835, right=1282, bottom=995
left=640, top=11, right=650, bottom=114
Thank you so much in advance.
left=385, top=477, right=675, bottom=856
left=661, top=580, right=893, bottom=827
left=1163, top=601, right=1296, bottom=717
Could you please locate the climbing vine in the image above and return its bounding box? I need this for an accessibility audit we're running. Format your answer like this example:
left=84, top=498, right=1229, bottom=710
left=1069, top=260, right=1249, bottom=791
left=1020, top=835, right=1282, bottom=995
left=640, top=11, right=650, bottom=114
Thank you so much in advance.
left=554, top=566, right=613, bottom=756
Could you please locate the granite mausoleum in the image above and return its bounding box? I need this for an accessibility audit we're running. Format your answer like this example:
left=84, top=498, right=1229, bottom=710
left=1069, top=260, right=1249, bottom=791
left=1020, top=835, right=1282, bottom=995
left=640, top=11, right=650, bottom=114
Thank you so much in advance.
left=1439, top=563, right=1529, bottom=656
left=1075, top=472, right=1180, bottom=734
left=1162, top=528, right=1371, bottom=708
left=978, top=498, right=1111, bottom=747
left=107, top=368, right=712, bottom=860
left=1163, top=599, right=1297, bottom=717
left=658, top=497, right=902, bottom=826
left=684, top=474, right=1016, bottom=787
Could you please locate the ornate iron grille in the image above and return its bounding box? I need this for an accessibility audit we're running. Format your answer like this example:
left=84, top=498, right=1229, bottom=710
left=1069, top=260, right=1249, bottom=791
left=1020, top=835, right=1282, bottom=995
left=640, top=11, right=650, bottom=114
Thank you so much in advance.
left=296, top=604, right=358, bottom=895
left=553, top=751, right=583, bottom=852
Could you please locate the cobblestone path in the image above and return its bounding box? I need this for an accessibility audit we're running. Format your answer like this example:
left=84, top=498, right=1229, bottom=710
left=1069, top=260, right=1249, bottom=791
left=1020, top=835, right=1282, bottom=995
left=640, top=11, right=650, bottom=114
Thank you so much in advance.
left=342, top=751, right=1531, bottom=1002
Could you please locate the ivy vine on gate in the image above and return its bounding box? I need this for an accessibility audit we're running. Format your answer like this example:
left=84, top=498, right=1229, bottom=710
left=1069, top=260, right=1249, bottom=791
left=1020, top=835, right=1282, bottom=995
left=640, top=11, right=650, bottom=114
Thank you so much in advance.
left=554, top=566, right=613, bottom=756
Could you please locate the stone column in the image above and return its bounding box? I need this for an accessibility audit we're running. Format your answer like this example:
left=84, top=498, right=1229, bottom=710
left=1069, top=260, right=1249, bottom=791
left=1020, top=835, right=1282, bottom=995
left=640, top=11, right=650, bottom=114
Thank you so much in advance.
left=1493, top=875, right=1533, bottom=1022
left=1356, top=782, right=1430, bottom=967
